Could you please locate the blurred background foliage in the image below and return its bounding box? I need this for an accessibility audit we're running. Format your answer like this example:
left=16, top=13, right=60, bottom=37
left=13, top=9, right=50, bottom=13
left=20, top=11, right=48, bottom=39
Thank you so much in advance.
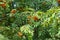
left=0, top=0, right=60, bottom=40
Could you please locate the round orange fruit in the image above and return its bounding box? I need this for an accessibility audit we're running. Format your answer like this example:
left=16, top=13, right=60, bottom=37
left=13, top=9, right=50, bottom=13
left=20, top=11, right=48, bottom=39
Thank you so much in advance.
left=58, top=0, right=60, bottom=3
left=11, top=9, right=16, bottom=14
left=0, top=3, right=6, bottom=8
left=33, top=16, right=39, bottom=21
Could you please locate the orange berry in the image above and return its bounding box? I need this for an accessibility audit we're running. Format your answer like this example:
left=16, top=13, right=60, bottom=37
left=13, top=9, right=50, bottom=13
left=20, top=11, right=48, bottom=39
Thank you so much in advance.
left=2, top=3, right=6, bottom=8
left=58, top=0, right=60, bottom=3
left=33, top=16, right=39, bottom=21
left=18, top=32, right=23, bottom=37
left=0, top=3, right=6, bottom=8
left=11, top=9, right=16, bottom=14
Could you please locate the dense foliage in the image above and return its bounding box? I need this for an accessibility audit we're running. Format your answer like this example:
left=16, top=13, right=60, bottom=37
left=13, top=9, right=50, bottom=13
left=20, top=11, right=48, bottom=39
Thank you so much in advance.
left=0, top=0, right=60, bottom=40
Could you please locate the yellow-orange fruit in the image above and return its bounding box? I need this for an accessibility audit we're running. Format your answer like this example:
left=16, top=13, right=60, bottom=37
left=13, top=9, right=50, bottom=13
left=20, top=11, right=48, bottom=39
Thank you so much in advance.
left=18, top=32, right=23, bottom=37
